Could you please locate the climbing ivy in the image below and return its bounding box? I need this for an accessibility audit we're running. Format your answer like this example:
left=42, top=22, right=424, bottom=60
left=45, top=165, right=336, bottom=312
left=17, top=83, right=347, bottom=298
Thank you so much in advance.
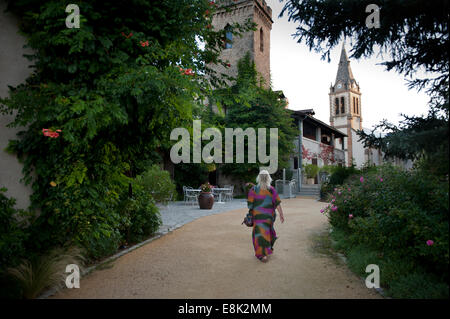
left=0, top=0, right=252, bottom=258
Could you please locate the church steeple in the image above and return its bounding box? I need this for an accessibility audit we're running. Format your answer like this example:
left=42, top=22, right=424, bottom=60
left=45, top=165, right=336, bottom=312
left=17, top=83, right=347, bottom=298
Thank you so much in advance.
left=334, top=43, right=358, bottom=90
left=329, top=42, right=363, bottom=167
left=335, top=44, right=356, bottom=88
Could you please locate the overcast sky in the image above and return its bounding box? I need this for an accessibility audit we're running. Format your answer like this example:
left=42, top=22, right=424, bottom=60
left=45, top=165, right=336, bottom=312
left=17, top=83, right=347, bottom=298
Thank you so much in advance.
left=268, top=0, right=431, bottom=129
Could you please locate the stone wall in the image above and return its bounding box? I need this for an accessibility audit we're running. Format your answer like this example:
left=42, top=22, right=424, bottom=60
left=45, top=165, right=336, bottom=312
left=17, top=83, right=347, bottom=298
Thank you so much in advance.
left=211, top=0, right=254, bottom=86
left=0, top=0, right=33, bottom=209
left=217, top=170, right=247, bottom=196
left=211, top=0, right=272, bottom=88
left=351, top=129, right=366, bottom=168
left=252, top=0, right=272, bottom=87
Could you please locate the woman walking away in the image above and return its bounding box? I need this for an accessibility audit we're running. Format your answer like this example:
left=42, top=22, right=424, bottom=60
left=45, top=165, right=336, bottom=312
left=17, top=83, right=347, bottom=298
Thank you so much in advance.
left=247, top=170, right=285, bottom=263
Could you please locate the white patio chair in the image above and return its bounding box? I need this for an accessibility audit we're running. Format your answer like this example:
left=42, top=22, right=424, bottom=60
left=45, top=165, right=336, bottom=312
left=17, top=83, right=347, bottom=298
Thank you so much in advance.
left=184, top=186, right=195, bottom=205
left=182, top=186, right=187, bottom=203
left=224, top=185, right=234, bottom=202
left=212, top=188, right=220, bottom=201
left=222, top=185, right=230, bottom=201
left=185, top=188, right=198, bottom=206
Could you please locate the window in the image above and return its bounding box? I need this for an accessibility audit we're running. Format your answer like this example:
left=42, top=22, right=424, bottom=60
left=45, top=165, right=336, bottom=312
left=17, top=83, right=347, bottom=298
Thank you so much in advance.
left=293, top=156, right=298, bottom=169
left=225, top=25, right=232, bottom=49
left=335, top=98, right=339, bottom=115
left=321, top=135, right=331, bottom=144
left=353, top=97, right=356, bottom=113
left=340, top=97, right=345, bottom=113
left=356, top=98, right=359, bottom=114
left=302, top=120, right=317, bottom=140
left=260, top=28, right=264, bottom=52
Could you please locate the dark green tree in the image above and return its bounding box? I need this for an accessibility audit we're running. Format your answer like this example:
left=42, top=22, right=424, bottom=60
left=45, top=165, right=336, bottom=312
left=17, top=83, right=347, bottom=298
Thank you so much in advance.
left=211, top=53, right=298, bottom=182
left=281, top=0, right=449, bottom=176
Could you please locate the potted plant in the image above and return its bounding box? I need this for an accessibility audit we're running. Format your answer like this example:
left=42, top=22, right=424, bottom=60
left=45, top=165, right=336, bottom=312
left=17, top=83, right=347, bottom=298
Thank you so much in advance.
left=304, top=164, right=319, bottom=184
left=198, top=182, right=214, bottom=209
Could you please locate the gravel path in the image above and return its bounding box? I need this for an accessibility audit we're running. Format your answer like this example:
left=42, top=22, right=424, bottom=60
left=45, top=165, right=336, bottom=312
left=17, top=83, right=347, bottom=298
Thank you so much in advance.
left=157, top=199, right=248, bottom=234
left=52, top=197, right=381, bottom=299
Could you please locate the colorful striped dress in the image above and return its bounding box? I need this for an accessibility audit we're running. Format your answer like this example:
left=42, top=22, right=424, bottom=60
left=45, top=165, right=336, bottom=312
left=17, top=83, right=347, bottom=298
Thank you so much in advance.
left=247, top=185, right=281, bottom=259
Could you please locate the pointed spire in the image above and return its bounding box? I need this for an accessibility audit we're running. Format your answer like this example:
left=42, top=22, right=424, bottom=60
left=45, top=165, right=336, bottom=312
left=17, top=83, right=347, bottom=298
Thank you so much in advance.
left=335, top=42, right=356, bottom=88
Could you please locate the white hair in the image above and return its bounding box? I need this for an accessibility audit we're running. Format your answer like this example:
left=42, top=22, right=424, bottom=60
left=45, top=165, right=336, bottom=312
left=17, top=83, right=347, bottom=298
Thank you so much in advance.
left=256, top=170, right=272, bottom=190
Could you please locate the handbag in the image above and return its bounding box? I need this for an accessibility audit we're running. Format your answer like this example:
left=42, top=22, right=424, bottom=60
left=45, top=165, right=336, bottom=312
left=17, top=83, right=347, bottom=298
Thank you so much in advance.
left=241, top=210, right=254, bottom=227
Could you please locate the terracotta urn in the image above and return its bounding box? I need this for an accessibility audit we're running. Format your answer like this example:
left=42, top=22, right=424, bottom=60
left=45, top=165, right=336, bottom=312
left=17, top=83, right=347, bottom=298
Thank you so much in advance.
left=198, top=192, right=214, bottom=209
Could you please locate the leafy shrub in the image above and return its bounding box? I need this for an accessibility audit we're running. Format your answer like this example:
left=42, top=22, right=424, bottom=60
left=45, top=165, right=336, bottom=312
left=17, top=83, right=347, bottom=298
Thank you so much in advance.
left=331, top=232, right=448, bottom=298
left=118, top=188, right=161, bottom=244
left=387, top=272, right=449, bottom=299
left=329, top=227, right=353, bottom=254
left=80, top=225, right=123, bottom=261
left=319, top=165, right=336, bottom=174
left=135, top=165, right=176, bottom=204
left=377, top=257, right=416, bottom=289
left=320, top=182, right=334, bottom=200
left=0, top=189, right=31, bottom=298
left=345, top=244, right=380, bottom=277
left=323, top=164, right=449, bottom=297
left=320, top=165, right=360, bottom=199
left=0, top=188, right=29, bottom=270
left=303, top=164, right=319, bottom=178
left=328, top=165, right=359, bottom=185
left=359, top=162, right=379, bottom=175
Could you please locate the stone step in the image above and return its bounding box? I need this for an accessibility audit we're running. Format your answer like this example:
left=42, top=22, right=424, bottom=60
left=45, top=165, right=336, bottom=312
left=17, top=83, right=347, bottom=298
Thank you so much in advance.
left=299, top=187, right=320, bottom=191
left=298, top=192, right=320, bottom=196
left=293, top=184, right=321, bottom=197
left=300, top=185, right=320, bottom=189
left=298, top=188, right=321, bottom=196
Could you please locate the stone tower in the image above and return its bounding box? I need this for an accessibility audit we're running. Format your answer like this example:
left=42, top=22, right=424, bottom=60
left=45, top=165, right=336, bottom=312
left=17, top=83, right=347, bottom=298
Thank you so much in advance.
left=329, top=43, right=362, bottom=166
left=211, top=0, right=273, bottom=87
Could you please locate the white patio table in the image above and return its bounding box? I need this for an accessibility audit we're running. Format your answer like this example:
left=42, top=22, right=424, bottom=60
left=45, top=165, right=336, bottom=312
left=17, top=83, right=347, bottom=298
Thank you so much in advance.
left=212, top=187, right=231, bottom=204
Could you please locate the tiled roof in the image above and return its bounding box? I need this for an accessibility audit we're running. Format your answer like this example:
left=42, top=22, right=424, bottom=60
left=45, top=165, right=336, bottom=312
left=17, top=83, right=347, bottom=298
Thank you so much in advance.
left=289, top=109, right=347, bottom=138
left=335, top=44, right=356, bottom=87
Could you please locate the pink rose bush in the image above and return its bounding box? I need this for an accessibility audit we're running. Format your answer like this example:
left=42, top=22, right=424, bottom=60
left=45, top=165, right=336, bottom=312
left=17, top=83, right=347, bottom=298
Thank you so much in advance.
left=321, top=164, right=448, bottom=297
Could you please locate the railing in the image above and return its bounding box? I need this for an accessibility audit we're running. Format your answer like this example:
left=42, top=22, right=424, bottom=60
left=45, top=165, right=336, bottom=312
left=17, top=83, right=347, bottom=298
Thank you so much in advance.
left=275, top=179, right=296, bottom=198
left=294, top=136, right=345, bottom=163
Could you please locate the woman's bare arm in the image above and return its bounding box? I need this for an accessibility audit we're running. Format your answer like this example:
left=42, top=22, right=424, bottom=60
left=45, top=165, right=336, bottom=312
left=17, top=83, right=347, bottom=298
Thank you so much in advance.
left=276, top=205, right=285, bottom=223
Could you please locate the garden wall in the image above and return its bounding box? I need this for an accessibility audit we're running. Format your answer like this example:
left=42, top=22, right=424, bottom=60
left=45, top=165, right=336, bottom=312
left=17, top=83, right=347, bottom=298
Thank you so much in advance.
left=0, top=0, right=33, bottom=209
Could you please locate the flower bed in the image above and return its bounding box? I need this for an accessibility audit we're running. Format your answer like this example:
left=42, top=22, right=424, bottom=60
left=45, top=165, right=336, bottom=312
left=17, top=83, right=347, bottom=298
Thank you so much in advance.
left=321, top=164, right=449, bottom=298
